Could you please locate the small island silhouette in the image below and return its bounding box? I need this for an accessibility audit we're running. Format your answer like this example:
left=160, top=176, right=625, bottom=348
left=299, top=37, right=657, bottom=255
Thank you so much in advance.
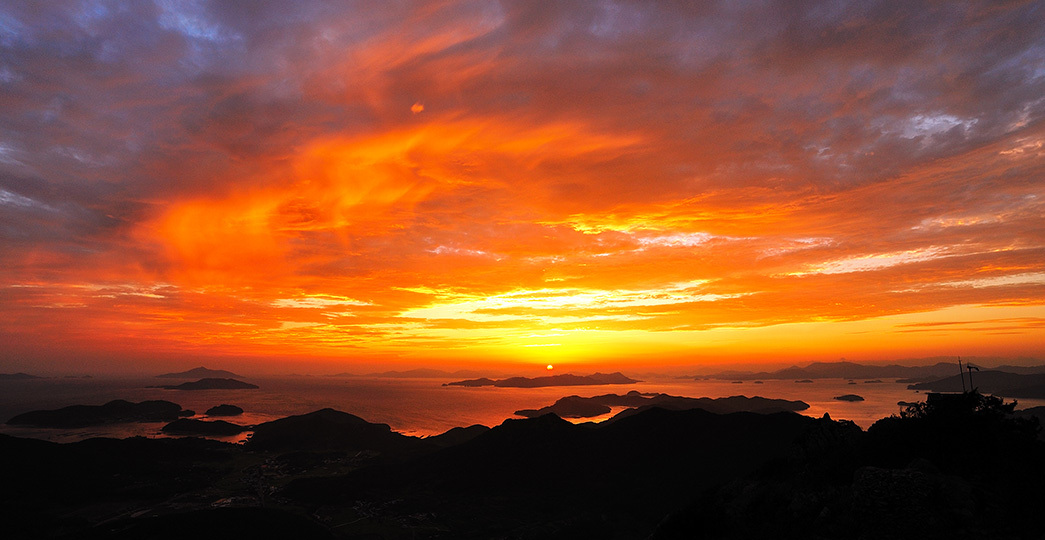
left=150, top=378, right=259, bottom=390
left=0, top=372, right=41, bottom=380
left=162, top=418, right=248, bottom=436
left=205, top=404, right=244, bottom=416
left=445, top=371, right=639, bottom=387
left=155, top=366, right=244, bottom=379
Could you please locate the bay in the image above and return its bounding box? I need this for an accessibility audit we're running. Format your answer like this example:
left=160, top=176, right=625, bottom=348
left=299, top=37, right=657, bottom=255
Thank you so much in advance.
left=2, top=375, right=1041, bottom=444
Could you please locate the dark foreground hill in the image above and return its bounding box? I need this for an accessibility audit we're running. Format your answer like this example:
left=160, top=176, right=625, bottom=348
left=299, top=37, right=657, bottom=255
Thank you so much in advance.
left=653, top=392, right=1044, bottom=539
left=278, top=407, right=818, bottom=538
left=0, top=392, right=1041, bottom=539
left=244, top=408, right=430, bottom=454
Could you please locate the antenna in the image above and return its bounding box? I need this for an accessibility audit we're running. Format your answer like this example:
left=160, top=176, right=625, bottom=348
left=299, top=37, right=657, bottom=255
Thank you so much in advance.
left=967, top=363, right=979, bottom=391
left=958, top=356, right=967, bottom=393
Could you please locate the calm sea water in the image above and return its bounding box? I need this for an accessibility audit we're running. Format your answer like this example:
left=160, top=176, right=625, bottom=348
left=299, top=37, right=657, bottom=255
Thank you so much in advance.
left=2, top=375, right=1041, bottom=443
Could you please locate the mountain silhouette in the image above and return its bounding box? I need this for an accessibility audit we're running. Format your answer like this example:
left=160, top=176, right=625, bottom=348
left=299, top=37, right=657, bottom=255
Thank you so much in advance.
left=279, top=407, right=818, bottom=537
left=652, top=391, right=1044, bottom=539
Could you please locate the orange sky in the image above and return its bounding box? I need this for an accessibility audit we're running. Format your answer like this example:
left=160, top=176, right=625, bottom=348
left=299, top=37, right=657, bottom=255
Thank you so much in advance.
left=0, top=2, right=1043, bottom=374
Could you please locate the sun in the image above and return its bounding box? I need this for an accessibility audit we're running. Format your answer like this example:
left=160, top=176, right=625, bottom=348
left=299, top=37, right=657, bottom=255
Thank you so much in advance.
left=546, top=364, right=554, bottom=370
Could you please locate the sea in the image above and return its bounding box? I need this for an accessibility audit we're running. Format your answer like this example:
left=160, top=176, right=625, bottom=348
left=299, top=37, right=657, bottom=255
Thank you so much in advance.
left=3, top=375, right=1042, bottom=444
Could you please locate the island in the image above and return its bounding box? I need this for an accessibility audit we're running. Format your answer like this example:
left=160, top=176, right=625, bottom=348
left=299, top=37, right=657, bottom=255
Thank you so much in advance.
left=833, top=394, right=865, bottom=402
left=690, top=359, right=1045, bottom=382
left=514, top=391, right=810, bottom=419
left=156, top=366, right=243, bottom=379
left=6, top=399, right=192, bottom=428
left=151, top=378, right=259, bottom=390
left=205, top=404, right=244, bottom=416
left=0, top=372, right=41, bottom=380
left=516, top=395, right=612, bottom=418
left=445, top=372, right=639, bottom=388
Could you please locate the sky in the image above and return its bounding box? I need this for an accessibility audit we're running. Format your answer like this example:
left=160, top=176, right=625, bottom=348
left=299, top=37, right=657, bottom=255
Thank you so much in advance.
left=1, top=1, right=1043, bottom=374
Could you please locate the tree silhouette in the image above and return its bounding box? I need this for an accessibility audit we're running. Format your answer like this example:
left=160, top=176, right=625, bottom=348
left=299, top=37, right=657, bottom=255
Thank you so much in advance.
left=868, top=391, right=1040, bottom=472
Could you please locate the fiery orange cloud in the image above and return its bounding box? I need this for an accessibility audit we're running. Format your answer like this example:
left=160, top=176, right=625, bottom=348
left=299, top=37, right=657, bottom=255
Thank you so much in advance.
left=147, top=118, right=641, bottom=281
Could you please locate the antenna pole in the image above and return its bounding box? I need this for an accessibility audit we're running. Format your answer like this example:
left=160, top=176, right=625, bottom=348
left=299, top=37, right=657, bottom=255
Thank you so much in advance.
left=958, top=356, right=966, bottom=393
